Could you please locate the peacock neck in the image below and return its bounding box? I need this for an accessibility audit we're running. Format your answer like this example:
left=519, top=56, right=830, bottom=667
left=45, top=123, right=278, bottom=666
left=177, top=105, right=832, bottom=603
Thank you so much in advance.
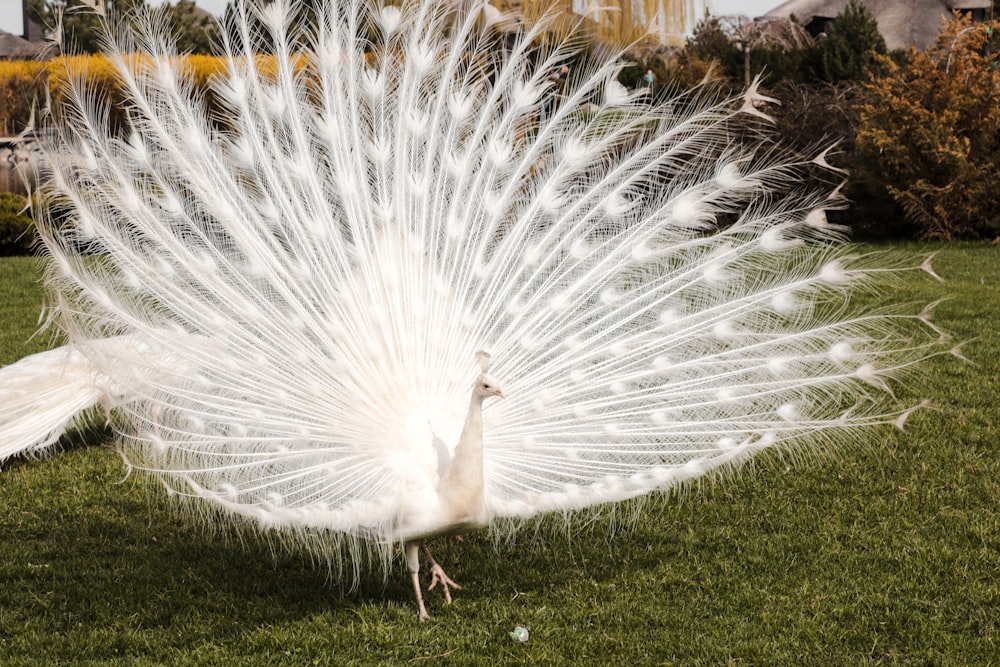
left=438, top=392, right=485, bottom=513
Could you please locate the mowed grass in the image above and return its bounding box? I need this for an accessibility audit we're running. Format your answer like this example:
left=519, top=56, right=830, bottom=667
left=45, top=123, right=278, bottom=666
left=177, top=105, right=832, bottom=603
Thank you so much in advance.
left=0, top=244, right=998, bottom=665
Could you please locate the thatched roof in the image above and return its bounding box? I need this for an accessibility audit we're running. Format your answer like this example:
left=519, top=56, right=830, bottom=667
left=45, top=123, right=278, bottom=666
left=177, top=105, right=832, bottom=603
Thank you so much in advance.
left=0, top=30, right=57, bottom=60
left=765, top=0, right=991, bottom=49
left=0, top=31, right=31, bottom=56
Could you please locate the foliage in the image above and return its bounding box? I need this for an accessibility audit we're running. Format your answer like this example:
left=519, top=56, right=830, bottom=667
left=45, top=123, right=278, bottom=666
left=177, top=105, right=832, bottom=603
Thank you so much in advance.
left=677, top=18, right=742, bottom=87
left=0, top=54, right=316, bottom=140
left=1, top=244, right=998, bottom=663
left=0, top=193, right=35, bottom=255
left=717, top=15, right=814, bottom=87
left=0, top=61, right=48, bottom=136
left=767, top=80, right=872, bottom=230
left=28, top=0, right=221, bottom=55
left=857, top=16, right=1000, bottom=240
left=808, top=0, right=887, bottom=82
left=617, top=49, right=729, bottom=99
left=685, top=16, right=813, bottom=87
left=618, top=54, right=672, bottom=95
left=674, top=4, right=892, bottom=88
left=28, top=0, right=147, bottom=54
left=44, top=54, right=234, bottom=134
left=161, top=0, right=223, bottom=56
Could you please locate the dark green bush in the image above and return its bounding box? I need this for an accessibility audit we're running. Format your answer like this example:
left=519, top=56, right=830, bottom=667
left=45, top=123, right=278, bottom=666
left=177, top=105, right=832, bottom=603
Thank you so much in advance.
left=806, top=0, right=887, bottom=83
left=0, top=193, right=36, bottom=255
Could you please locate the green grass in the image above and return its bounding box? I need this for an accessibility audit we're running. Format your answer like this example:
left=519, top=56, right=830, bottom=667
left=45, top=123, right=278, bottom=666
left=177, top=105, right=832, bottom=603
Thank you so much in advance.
left=1, top=245, right=999, bottom=665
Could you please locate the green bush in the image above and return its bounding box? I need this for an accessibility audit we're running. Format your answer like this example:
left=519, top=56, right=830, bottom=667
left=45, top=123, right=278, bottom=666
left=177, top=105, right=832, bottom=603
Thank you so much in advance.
left=0, top=193, right=36, bottom=255
left=807, top=0, right=887, bottom=83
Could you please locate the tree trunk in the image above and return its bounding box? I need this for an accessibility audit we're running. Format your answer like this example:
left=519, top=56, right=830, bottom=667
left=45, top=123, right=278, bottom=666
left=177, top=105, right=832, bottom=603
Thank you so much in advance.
left=744, top=43, right=752, bottom=88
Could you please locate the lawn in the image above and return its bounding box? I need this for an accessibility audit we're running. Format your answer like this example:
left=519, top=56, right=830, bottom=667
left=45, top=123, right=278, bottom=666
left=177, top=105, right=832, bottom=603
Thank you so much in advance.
left=0, top=244, right=998, bottom=665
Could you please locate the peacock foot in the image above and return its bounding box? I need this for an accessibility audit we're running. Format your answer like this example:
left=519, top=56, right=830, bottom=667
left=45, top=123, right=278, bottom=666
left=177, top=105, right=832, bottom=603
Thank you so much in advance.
left=421, top=542, right=462, bottom=604
left=427, top=562, right=462, bottom=604
left=417, top=602, right=430, bottom=623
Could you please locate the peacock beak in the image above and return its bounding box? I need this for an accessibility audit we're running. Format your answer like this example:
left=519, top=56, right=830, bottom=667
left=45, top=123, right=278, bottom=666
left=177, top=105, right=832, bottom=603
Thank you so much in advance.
left=495, top=389, right=505, bottom=399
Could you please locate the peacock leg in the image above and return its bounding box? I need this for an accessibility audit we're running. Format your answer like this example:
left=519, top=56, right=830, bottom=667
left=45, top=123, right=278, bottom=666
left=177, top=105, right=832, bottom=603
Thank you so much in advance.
left=421, top=541, right=462, bottom=604
left=405, top=542, right=430, bottom=621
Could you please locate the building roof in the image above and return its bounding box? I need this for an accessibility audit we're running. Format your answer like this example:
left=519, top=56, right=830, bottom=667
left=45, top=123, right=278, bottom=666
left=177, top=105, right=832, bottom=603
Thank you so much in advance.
left=0, top=30, right=32, bottom=57
left=0, top=29, right=57, bottom=60
left=765, top=0, right=991, bottom=49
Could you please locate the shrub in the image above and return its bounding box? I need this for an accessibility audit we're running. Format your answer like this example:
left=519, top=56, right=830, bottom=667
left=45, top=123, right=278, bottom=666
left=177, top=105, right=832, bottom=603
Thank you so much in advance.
left=857, top=16, right=1000, bottom=240
left=768, top=80, right=874, bottom=230
left=808, top=0, right=887, bottom=83
left=45, top=54, right=234, bottom=135
left=0, top=61, right=49, bottom=136
left=679, top=18, right=742, bottom=85
left=0, top=193, right=36, bottom=255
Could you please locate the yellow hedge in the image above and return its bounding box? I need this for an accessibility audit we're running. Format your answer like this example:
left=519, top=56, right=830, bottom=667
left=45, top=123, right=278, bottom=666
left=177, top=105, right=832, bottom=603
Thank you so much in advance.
left=46, top=54, right=232, bottom=133
left=1, top=53, right=343, bottom=137
left=0, top=55, right=238, bottom=136
left=0, top=61, right=49, bottom=136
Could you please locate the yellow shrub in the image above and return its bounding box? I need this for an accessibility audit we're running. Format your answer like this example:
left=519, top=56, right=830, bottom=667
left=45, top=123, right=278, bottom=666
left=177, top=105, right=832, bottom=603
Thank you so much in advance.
left=181, top=54, right=230, bottom=89
left=44, top=54, right=233, bottom=134
left=0, top=61, right=48, bottom=136
left=857, top=16, right=1000, bottom=239
left=1, top=53, right=325, bottom=139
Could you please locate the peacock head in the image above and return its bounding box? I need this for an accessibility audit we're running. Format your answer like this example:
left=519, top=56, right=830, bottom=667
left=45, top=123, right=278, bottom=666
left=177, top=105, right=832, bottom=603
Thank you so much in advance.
left=475, top=374, right=505, bottom=400
left=475, top=351, right=505, bottom=400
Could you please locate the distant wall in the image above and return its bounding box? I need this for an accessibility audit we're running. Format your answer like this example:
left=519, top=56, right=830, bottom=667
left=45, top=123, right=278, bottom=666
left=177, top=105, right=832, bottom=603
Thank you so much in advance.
left=500, top=0, right=707, bottom=45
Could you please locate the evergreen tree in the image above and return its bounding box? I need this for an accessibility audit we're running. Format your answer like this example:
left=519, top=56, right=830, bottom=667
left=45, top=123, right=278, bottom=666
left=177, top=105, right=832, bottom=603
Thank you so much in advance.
left=164, top=0, right=222, bottom=55
left=28, top=0, right=220, bottom=55
left=678, top=18, right=743, bottom=84
left=29, top=0, right=147, bottom=53
left=810, top=0, right=886, bottom=82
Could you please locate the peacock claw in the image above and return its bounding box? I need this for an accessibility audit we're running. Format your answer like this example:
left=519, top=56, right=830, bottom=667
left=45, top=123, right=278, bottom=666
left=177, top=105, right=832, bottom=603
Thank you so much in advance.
left=427, top=563, right=462, bottom=604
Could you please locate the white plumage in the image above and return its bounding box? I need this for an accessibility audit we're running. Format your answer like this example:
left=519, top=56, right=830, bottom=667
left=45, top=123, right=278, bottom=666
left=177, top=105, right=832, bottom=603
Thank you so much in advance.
left=1, top=0, right=944, bottom=619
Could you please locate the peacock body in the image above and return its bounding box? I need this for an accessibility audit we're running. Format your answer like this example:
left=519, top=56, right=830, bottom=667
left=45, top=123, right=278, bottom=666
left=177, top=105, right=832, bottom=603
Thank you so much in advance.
left=1, top=0, right=945, bottom=619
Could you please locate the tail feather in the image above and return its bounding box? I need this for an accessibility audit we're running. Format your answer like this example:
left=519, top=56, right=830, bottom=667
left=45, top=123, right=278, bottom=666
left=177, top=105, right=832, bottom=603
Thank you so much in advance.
left=0, top=346, right=108, bottom=464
